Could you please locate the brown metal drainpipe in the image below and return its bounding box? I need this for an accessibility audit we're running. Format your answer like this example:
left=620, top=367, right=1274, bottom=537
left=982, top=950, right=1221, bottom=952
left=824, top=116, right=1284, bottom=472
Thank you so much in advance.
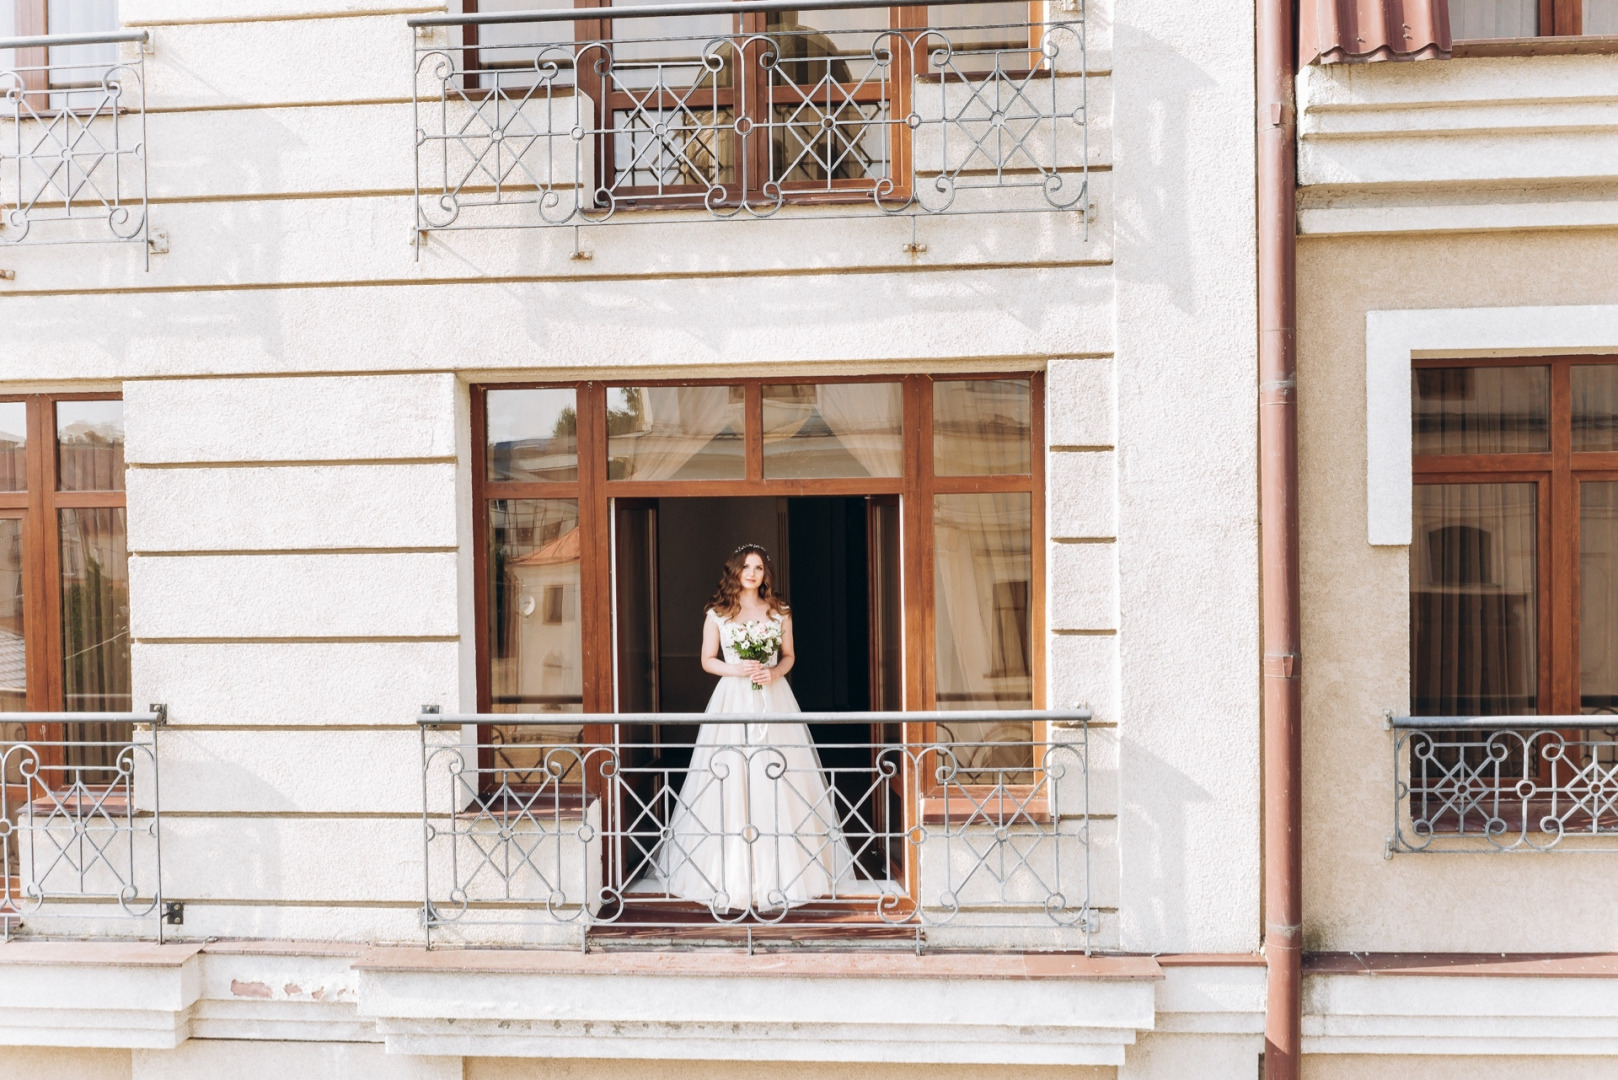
left=1258, top=0, right=1301, bottom=1078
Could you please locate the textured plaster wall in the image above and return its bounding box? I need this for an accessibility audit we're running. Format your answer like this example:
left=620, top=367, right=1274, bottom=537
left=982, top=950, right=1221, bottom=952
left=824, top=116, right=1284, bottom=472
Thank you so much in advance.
left=1303, top=1056, right=1618, bottom=1080
left=1298, top=229, right=1618, bottom=951
left=0, top=1047, right=132, bottom=1080
left=465, top=1060, right=1111, bottom=1080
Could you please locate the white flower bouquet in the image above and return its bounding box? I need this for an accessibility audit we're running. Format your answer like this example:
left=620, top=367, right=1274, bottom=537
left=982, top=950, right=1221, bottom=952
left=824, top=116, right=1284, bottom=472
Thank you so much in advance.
left=725, top=620, right=783, bottom=690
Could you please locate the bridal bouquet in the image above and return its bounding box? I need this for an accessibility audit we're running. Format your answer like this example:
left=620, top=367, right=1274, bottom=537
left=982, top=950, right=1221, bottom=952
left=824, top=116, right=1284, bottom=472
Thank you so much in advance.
left=725, top=620, right=783, bottom=690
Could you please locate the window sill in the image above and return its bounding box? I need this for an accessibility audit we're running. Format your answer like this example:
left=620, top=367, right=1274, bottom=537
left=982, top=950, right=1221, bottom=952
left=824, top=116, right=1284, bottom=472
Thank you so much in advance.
left=1452, top=35, right=1618, bottom=58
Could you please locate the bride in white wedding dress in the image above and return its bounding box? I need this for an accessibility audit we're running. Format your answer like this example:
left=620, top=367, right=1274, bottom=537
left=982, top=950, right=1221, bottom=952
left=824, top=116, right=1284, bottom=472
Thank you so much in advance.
left=655, top=544, right=857, bottom=913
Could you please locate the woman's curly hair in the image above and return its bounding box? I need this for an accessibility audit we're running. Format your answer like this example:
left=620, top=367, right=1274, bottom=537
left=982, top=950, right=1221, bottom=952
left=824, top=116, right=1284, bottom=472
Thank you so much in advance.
left=708, top=544, right=789, bottom=619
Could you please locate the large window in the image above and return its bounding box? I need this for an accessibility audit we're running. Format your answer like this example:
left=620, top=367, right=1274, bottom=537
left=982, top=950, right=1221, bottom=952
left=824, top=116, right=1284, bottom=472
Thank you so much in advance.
left=2, top=1, right=122, bottom=105
left=1410, top=358, right=1618, bottom=719
left=474, top=374, right=1043, bottom=772
left=1451, top=0, right=1618, bottom=38
left=0, top=395, right=130, bottom=751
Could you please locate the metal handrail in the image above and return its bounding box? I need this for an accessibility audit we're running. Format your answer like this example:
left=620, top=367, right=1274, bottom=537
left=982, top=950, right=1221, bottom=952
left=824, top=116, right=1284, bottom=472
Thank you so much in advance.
left=420, top=708, right=1092, bottom=727
left=0, top=709, right=166, bottom=725
left=412, top=0, right=1021, bottom=28
left=1389, top=714, right=1600, bottom=731
left=0, top=30, right=148, bottom=49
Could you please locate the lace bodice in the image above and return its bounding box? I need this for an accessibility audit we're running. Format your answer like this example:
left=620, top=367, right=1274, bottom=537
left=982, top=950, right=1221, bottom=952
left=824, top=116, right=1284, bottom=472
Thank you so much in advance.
left=709, top=609, right=784, bottom=668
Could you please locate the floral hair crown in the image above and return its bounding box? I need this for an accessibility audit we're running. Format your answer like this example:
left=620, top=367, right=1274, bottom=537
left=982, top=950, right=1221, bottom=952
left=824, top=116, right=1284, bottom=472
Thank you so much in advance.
left=732, top=544, right=768, bottom=557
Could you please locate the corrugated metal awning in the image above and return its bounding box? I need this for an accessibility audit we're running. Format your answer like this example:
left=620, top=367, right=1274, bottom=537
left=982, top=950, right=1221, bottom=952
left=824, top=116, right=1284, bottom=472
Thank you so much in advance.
left=1300, top=0, right=1453, bottom=65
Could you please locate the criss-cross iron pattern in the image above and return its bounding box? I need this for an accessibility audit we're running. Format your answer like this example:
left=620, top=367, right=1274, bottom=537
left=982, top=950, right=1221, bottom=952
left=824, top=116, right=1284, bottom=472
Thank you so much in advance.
left=412, top=4, right=1085, bottom=236
left=420, top=714, right=1091, bottom=949
left=0, top=721, right=162, bottom=938
left=0, top=55, right=147, bottom=247
left=1393, top=720, right=1618, bottom=852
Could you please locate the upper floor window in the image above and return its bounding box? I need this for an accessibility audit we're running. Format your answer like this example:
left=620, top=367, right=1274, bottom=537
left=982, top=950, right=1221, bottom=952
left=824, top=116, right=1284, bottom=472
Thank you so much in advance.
left=1410, top=358, right=1618, bottom=719
left=1451, top=0, right=1618, bottom=38
left=0, top=394, right=130, bottom=718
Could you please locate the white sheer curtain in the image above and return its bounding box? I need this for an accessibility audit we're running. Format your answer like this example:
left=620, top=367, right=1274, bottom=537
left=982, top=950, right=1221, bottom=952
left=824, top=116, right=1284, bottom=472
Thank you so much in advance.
left=1449, top=0, right=1537, bottom=38
left=608, top=386, right=741, bottom=481
left=813, top=382, right=902, bottom=477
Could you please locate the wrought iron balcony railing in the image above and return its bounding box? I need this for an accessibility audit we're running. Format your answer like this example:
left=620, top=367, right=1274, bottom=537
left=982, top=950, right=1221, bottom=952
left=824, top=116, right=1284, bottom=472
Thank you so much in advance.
left=409, top=0, right=1087, bottom=248
left=418, top=708, right=1091, bottom=951
left=0, top=708, right=168, bottom=940
left=1391, top=715, right=1618, bottom=854
left=0, top=30, right=150, bottom=256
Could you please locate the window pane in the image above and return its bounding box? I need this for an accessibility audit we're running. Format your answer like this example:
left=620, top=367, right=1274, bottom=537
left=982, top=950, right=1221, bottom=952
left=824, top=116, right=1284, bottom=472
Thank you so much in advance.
left=1412, top=366, right=1548, bottom=455
left=763, top=382, right=902, bottom=479
left=486, top=388, right=579, bottom=482
left=56, top=399, right=125, bottom=491
left=1582, top=483, right=1618, bottom=714
left=928, top=2, right=1035, bottom=74
left=934, top=378, right=1031, bottom=476
left=0, top=518, right=23, bottom=712
left=1450, top=0, right=1537, bottom=38
left=59, top=507, right=132, bottom=779
left=0, top=402, right=24, bottom=492
left=934, top=492, right=1033, bottom=781
left=607, top=386, right=744, bottom=481
left=1572, top=365, right=1618, bottom=451
left=488, top=499, right=583, bottom=781
left=1589, top=0, right=1618, bottom=34
left=1411, top=484, right=1538, bottom=716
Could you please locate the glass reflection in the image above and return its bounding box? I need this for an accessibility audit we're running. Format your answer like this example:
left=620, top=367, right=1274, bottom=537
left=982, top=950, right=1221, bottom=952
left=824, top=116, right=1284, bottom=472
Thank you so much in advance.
left=59, top=507, right=132, bottom=779
left=1582, top=483, right=1618, bottom=715
left=1412, top=366, right=1548, bottom=455
left=488, top=499, right=583, bottom=782
left=1410, top=484, right=1538, bottom=716
left=763, top=382, right=902, bottom=478
left=934, top=492, right=1033, bottom=782
left=1573, top=365, right=1618, bottom=452
left=934, top=379, right=1031, bottom=476
left=607, top=386, right=745, bottom=481
left=0, top=402, right=24, bottom=492
left=486, top=388, right=580, bottom=482
left=0, top=517, right=23, bottom=713
left=1448, top=0, right=1538, bottom=38
left=56, top=399, right=124, bottom=492
left=927, top=2, right=1036, bottom=74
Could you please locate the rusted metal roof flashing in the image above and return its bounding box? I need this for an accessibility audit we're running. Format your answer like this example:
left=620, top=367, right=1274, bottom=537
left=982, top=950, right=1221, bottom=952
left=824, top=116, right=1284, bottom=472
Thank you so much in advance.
left=1300, top=0, right=1453, bottom=65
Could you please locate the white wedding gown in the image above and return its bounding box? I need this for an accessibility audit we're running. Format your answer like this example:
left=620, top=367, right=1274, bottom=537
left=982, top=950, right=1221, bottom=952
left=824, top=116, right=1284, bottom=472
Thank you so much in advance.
left=654, top=610, right=858, bottom=913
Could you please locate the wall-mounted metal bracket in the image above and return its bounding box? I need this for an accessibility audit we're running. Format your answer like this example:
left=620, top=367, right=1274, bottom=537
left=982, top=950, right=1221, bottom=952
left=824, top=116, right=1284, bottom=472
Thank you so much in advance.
left=162, top=901, right=184, bottom=925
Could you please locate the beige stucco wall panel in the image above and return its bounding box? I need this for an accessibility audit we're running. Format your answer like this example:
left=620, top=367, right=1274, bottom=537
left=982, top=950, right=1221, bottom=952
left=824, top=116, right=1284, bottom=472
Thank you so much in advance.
left=126, top=463, right=458, bottom=552
left=0, top=1047, right=132, bottom=1080
left=154, top=728, right=423, bottom=814
left=143, top=16, right=412, bottom=109
left=1048, top=541, right=1117, bottom=631
left=128, top=552, right=460, bottom=639
left=0, top=180, right=1112, bottom=293
left=133, top=641, right=461, bottom=725
left=161, top=816, right=424, bottom=901
left=130, top=1039, right=459, bottom=1080
left=1049, top=450, right=1117, bottom=538
left=1110, top=0, right=1259, bottom=954
left=1047, top=355, right=1116, bottom=446
left=1299, top=229, right=1618, bottom=952
left=6, top=273, right=1112, bottom=381
left=1303, top=1056, right=1618, bottom=1079
left=464, top=1060, right=1111, bottom=1080
left=1050, top=632, right=1118, bottom=728
left=124, top=375, right=458, bottom=464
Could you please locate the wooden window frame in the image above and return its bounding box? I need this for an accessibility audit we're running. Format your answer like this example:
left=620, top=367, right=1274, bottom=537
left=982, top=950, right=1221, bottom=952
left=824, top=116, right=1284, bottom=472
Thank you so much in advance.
left=1411, top=355, right=1618, bottom=724
left=1451, top=0, right=1596, bottom=39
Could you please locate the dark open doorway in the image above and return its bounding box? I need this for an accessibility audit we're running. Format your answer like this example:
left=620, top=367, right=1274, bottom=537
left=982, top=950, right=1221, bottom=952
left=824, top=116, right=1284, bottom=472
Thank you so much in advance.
left=611, top=494, right=902, bottom=882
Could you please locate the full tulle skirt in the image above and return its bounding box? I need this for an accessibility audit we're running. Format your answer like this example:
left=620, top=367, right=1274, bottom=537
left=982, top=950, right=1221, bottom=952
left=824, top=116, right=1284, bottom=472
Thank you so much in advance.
left=655, top=675, right=858, bottom=913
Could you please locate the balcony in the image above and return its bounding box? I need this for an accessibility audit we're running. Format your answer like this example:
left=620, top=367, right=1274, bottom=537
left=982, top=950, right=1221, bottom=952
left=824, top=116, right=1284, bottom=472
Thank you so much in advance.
left=419, top=708, right=1092, bottom=951
left=0, top=709, right=167, bottom=939
left=0, top=30, right=150, bottom=256
left=409, top=0, right=1088, bottom=246
left=1391, top=714, right=1618, bottom=853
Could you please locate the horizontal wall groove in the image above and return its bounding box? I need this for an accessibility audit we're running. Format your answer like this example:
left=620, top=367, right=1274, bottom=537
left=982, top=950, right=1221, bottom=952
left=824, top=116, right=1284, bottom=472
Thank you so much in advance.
left=0, top=259, right=1114, bottom=300
left=127, top=8, right=439, bottom=29
left=1050, top=628, right=1117, bottom=636
left=1049, top=444, right=1115, bottom=452
left=127, top=457, right=458, bottom=468
left=1051, top=536, right=1116, bottom=544
left=135, top=635, right=462, bottom=645
left=132, top=547, right=458, bottom=557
